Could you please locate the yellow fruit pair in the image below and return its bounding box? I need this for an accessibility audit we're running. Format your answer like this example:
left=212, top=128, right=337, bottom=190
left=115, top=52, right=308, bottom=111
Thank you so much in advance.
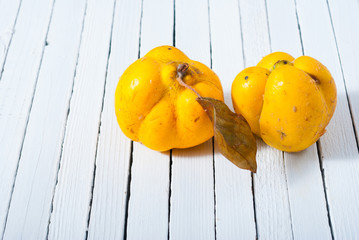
left=115, top=46, right=337, bottom=152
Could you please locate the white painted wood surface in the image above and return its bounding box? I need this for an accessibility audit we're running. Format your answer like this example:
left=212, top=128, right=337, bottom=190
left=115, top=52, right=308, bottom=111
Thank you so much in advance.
left=3, top=0, right=87, bottom=239
left=209, top=0, right=256, bottom=239
left=0, top=0, right=55, bottom=236
left=87, top=0, right=141, bottom=239
left=0, top=0, right=358, bottom=239
left=47, top=0, right=116, bottom=238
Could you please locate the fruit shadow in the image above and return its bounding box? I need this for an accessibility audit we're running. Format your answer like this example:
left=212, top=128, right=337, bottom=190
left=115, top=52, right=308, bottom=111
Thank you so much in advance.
left=314, top=90, right=357, bottom=161
left=171, top=138, right=214, bottom=159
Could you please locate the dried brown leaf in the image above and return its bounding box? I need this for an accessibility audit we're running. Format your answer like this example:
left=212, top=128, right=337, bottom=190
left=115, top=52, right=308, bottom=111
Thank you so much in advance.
left=197, top=97, right=257, bottom=172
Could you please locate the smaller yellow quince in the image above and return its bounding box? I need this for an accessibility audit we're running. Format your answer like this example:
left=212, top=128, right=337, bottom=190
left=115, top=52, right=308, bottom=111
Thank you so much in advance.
left=231, top=52, right=337, bottom=152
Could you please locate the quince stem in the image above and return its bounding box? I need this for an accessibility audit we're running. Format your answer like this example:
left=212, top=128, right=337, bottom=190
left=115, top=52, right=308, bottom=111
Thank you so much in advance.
left=176, top=63, right=202, bottom=98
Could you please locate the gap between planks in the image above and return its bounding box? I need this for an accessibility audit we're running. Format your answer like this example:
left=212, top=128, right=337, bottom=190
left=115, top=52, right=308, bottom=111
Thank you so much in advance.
left=207, top=0, right=217, bottom=235
left=122, top=142, right=134, bottom=240
left=317, top=142, right=335, bottom=239
left=167, top=2, right=176, bottom=239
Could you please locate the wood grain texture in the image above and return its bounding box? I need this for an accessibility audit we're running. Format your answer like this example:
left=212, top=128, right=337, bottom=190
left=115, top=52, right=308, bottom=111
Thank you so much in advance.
left=87, top=0, right=142, bottom=239
left=0, top=0, right=55, bottom=236
left=2, top=0, right=87, bottom=239
left=208, top=0, right=256, bottom=239
left=296, top=0, right=359, bottom=238
left=0, top=0, right=21, bottom=77
left=47, top=0, right=116, bottom=238
left=125, top=0, right=173, bottom=239
left=267, top=0, right=332, bottom=238
left=238, top=0, right=293, bottom=239
left=170, top=0, right=215, bottom=239
left=327, top=0, right=359, bottom=145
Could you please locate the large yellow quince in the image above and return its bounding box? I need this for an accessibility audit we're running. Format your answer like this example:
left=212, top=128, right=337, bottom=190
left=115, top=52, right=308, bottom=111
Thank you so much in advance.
left=115, top=46, right=224, bottom=151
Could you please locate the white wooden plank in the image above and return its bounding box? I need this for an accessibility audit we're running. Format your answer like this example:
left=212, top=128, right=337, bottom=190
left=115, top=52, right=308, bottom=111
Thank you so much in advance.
left=0, top=0, right=55, bottom=236
left=266, top=0, right=302, bottom=56
left=171, top=141, right=215, bottom=240
left=238, top=0, right=271, bottom=66
left=126, top=0, right=173, bottom=239
left=2, top=0, right=87, bottom=239
left=0, top=0, right=21, bottom=77
left=175, top=0, right=211, bottom=65
left=170, top=0, right=215, bottom=239
left=47, top=0, right=116, bottom=238
left=266, top=0, right=332, bottom=238
left=327, top=0, right=359, bottom=144
left=253, top=144, right=292, bottom=239
left=285, top=147, right=332, bottom=239
left=139, top=0, right=174, bottom=53
left=238, top=0, right=293, bottom=239
left=208, top=0, right=256, bottom=239
left=127, top=145, right=171, bottom=240
left=87, top=0, right=142, bottom=239
left=296, top=0, right=359, bottom=238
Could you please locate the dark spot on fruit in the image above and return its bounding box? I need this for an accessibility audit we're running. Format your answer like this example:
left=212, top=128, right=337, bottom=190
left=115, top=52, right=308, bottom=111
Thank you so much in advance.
left=293, top=106, right=297, bottom=112
left=245, top=76, right=249, bottom=80
left=278, top=131, right=287, bottom=140
left=305, top=116, right=309, bottom=121
left=194, top=117, right=200, bottom=122
left=168, top=47, right=172, bottom=50
left=283, top=60, right=288, bottom=64
left=130, top=129, right=134, bottom=134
